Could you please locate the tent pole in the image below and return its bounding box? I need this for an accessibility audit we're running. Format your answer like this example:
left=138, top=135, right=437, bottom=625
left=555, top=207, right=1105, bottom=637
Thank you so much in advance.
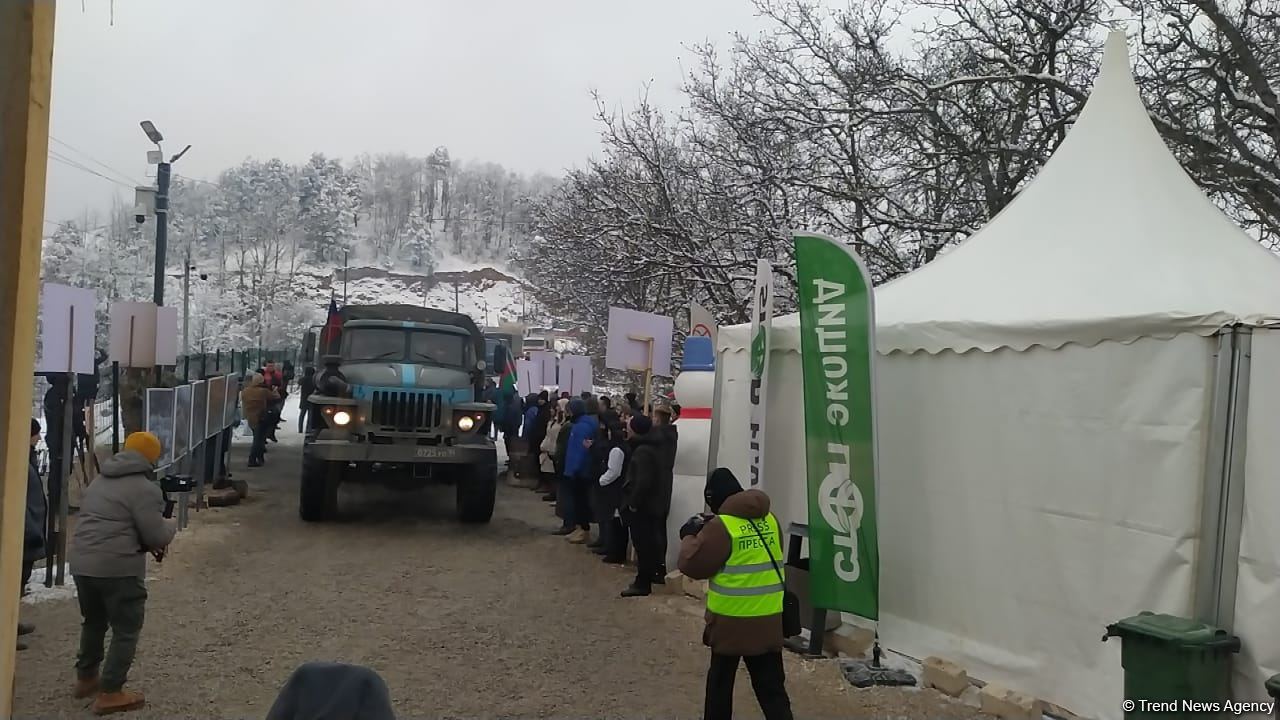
left=1192, top=326, right=1251, bottom=631
left=705, top=345, right=724, bottom=482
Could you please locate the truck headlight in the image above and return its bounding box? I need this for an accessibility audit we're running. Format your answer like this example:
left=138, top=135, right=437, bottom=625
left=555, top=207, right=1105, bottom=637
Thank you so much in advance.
left=457, top=415, right=475, bottom=432
left=332, top=410, right=352, bottom=427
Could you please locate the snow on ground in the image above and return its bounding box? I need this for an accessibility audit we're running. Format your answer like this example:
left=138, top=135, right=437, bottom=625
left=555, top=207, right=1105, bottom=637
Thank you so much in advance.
left=23, top=565, right=75, bottom=604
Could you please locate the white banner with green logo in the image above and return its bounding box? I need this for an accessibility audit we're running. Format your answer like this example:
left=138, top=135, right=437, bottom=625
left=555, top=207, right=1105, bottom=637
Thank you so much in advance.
left=793, top=232, right=879, bottom=619
left=748, top=259, right=774, bottom=489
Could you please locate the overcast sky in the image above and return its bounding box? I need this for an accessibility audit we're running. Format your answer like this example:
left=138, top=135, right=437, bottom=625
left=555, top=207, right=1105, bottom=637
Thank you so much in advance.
left=43, top=0, right=799, bottom=225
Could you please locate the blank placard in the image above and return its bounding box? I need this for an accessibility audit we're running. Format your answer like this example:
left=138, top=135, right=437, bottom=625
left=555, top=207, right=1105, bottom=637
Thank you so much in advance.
left=37, top=283, right=97, bottom=374
left=155, top=306, right=179, bottom=366
left=605, top=307, right=673, bottom=377
left=109, top=302, right=158, bottom=368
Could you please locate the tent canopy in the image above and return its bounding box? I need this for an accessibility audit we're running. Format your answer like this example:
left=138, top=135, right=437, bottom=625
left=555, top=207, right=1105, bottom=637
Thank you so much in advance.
left=721, top=32, right=1280, bottom=355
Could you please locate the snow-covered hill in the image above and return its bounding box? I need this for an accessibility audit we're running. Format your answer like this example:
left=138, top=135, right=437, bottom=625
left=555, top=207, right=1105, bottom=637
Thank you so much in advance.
left=300, top=262, right=532, bottom=327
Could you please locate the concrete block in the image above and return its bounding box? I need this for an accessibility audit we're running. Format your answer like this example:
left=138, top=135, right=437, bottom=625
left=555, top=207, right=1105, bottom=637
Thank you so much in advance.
left=206, top=487, right=241, bottom=508
left=658, top=571, right=685, bottom=594
left=921, top=656, right=970, bottom=697
left=824, top=626, right=875, bottom=658
left=979, top=683, right=1044, bottom=720
left=683, top=576, right=707, bottom=600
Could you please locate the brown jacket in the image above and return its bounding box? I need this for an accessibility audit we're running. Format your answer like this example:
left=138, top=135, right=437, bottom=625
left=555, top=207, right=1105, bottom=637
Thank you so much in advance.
left=677, top=489, right=784, bottom=656
left=240, top=375, right=274, bottom=427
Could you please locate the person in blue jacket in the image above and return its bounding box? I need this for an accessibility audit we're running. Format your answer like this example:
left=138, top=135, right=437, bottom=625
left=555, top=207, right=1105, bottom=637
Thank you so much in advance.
left=561, top=398, right=599, bottom=544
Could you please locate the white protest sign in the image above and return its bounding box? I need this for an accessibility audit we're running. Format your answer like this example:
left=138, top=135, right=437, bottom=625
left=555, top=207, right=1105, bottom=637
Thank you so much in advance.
left=558, top=355, right=593, bottom=396
left=529, top=350, right=557, bottom=387
left=516, top=359, right=536, bottom=395
left=109, top=302, right=158, bottom=368
left=37, top=283, right=97, bottom=374
left=155, top=306, right=179, bottom=366
left=604, top=307, right=673, bottom=378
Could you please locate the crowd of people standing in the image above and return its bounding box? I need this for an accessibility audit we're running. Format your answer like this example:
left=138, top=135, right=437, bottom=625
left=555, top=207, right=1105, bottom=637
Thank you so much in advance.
left=239, top=359, right=292, bottom=468
left=493, top=385, right=681, bottom=597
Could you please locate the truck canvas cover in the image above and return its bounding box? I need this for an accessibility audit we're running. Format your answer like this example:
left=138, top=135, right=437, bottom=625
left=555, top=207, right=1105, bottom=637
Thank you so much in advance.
left=339, top=304, right=485, bottom=360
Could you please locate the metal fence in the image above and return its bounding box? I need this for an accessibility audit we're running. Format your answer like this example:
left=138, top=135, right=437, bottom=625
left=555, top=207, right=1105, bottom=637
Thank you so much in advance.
left=29, top=347, right=300, bottom=432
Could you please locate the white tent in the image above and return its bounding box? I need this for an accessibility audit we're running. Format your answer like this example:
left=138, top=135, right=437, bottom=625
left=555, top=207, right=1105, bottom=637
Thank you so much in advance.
left=715, top=32, right=1280, bottom=719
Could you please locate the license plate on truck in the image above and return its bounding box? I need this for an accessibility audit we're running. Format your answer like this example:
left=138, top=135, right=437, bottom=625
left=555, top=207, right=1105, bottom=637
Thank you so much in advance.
left=415, top=447, right=457, bottom=459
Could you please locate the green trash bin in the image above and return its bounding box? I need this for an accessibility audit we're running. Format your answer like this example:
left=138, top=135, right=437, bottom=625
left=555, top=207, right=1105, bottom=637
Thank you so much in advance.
left=1103, top=612, right=1240, bottom=718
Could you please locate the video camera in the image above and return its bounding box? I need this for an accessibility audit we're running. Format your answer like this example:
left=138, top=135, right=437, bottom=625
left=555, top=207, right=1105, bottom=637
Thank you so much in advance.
left=138, top=473, right=193, bottom=563
left=159, top=473, right=196, bottom=519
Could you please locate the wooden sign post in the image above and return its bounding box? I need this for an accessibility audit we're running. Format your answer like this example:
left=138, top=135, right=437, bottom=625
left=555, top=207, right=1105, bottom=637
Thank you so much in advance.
left=627, top=333, right=655, bottom=415
left=48, top=306, right=77, bottom=586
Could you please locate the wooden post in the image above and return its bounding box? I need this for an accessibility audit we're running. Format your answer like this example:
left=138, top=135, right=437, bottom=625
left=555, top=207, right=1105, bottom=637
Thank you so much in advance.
left=55, top=308, right=74, bottom=586
left=0, top=2, right=56, bottom=715
left=626, top=334, right=655, bottom=414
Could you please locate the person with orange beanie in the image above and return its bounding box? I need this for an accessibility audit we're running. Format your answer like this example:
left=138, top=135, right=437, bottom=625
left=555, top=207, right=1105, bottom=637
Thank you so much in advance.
left=69, top=431, right=176, bottom=715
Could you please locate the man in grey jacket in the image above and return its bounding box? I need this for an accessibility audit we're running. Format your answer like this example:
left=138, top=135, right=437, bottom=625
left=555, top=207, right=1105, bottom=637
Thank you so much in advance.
left=70, top=431, right=176, bottom=715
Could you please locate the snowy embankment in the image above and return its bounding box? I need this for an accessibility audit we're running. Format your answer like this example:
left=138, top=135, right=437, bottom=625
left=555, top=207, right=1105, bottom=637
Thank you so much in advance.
left=283, top=255, right=533, bottom=328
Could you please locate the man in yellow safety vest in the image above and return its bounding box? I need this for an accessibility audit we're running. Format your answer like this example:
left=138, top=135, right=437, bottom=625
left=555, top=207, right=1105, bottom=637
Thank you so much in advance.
left=677, top=468, right=793, bottom=720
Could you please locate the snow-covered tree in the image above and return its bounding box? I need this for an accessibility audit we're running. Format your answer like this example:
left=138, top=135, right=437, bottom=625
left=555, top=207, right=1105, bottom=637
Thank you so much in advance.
left=403, top=211, right=436, bottom=272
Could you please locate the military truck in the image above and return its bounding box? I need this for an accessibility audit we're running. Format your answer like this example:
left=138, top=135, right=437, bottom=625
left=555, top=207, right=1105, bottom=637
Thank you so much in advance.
left=301, top=304, right=503, bottom=523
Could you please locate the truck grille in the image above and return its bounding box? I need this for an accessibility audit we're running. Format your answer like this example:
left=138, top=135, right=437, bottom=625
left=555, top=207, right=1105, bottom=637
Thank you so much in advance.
left=370, top=391, right=443, bottom=430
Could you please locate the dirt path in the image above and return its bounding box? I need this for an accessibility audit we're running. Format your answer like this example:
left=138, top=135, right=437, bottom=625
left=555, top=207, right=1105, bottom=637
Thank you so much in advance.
left=13, top=428, right=981, bottom=719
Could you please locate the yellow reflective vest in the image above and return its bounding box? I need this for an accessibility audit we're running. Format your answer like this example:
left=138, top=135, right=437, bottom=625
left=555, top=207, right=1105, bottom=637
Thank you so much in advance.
left=707, top=512, right=784, bottom=617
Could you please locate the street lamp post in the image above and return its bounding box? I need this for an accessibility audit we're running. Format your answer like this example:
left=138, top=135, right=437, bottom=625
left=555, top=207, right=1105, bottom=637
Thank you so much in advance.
left=140, top=120, right=190, bottom=308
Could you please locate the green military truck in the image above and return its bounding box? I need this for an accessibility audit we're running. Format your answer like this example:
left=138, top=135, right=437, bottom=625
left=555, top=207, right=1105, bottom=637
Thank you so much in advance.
left=301, top=304, right=502, bottom=523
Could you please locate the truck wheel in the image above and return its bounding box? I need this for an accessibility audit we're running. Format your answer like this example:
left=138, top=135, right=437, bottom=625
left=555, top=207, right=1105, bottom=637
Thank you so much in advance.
left=300, top=458, right=340, bottom=522
left=456, top=463, right=497, bottom=523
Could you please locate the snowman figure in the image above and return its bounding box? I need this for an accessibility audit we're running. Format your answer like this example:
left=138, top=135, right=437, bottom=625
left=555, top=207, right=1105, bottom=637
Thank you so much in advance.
left=665, top=335, right=716, bottom=570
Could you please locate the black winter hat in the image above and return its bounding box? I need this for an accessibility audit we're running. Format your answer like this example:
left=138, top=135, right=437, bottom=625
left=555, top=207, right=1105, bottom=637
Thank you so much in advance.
left=705, top=467, right=744, bottom=512
left=629, top=415, right=652, bottom=435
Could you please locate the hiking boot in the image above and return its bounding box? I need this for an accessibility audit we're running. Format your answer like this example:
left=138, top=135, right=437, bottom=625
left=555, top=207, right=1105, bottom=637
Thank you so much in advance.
left=74, top=673, right=101, bottom=699
left=551, top=526, right=574, bottom=536
left=566, top=528, right=588, bottom=544
left=620, top=584, right=651, bottom=598
left=17, top=621, right=34, bottom=636
left=92, top=689, right=145, bottom=715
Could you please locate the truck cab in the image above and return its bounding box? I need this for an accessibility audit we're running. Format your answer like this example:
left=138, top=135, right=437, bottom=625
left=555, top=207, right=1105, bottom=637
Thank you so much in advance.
left=301, top=304, right=499, bottom=523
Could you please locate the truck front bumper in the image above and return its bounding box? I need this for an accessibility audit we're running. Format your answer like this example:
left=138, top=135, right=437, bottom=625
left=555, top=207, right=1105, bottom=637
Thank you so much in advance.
left=306, top=434, right=496, bottom=465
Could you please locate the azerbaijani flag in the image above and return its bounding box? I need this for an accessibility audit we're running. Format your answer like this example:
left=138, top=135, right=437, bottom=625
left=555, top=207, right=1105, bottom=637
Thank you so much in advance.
left=319, top=295, right=342, bottom=355
left=498, top=345, right=518, bottom=396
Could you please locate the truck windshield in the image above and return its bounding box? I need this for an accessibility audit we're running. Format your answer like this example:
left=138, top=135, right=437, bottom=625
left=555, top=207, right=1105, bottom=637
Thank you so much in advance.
left=344, top=328, right=469, bottom=367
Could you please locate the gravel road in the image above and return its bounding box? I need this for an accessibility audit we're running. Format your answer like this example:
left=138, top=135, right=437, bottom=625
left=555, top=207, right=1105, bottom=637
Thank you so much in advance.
left=13, top=429, right=982, bottom=719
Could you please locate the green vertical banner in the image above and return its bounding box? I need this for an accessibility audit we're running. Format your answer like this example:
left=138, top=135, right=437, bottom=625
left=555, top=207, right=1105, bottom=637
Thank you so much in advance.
left=793, top=231, right=879, bottom=620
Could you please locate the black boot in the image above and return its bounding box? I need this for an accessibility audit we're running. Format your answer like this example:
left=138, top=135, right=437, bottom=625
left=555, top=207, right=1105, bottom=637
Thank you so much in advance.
left=620, top=584, right=651, bottom=598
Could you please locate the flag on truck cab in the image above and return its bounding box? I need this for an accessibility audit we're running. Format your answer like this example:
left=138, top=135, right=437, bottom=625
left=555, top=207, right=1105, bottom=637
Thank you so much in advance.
left=320, top=296, right=342, bottom=354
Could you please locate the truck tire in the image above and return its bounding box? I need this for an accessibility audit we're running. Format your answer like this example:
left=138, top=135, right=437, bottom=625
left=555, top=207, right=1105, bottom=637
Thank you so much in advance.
left=456, top=462, right=497, bottom=523
left=300, top=458, right=340, bottom=522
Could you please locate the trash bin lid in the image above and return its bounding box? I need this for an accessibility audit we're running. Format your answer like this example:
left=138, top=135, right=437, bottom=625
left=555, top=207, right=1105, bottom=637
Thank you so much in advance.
left=1105, top=612, right=1240, bottom=650
left=1265, top=674, right=1280, bottom=699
